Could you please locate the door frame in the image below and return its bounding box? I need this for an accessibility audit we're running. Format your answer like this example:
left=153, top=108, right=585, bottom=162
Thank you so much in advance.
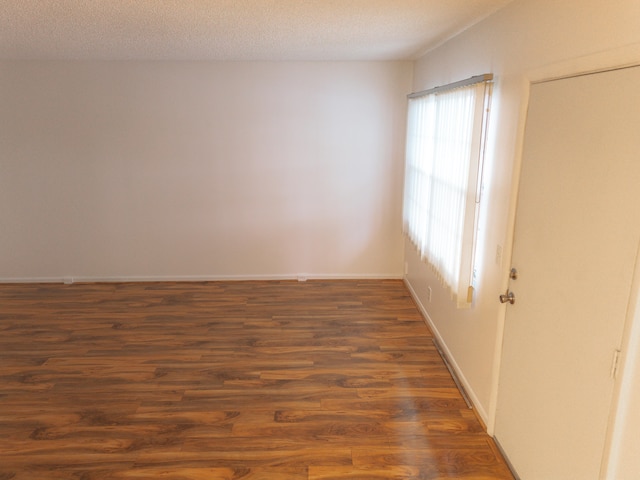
left=488, top=43, right=640, bottom=476
left=600, top=240, right=640, bottom=478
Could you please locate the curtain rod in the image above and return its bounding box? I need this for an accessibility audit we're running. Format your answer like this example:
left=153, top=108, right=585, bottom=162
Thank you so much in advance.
left=407, top=73, right=493, bottom=99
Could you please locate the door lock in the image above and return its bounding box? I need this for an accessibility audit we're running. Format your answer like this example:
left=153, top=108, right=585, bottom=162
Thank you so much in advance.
left=499, top=291, right=515, bottom=305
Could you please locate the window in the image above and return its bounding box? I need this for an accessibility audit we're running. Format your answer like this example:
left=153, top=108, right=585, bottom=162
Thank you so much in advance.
left=403, top=74, right=492, bottom=308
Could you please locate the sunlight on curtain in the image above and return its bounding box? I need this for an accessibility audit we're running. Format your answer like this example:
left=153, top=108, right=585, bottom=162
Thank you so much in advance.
left=403, top=80, right=490, bottom=307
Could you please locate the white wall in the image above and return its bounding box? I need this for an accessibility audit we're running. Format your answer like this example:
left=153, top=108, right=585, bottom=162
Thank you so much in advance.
left=405, top=0, right=640, bottom=429
left=0, top=61, right=412, bottom=281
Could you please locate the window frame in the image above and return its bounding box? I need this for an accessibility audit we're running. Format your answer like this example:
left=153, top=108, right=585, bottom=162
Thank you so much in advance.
left=403, top=74, right=493, bottom=308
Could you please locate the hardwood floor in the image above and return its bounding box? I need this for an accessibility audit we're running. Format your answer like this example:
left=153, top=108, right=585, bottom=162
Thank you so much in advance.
left=0, top=280, right=513, bottom=479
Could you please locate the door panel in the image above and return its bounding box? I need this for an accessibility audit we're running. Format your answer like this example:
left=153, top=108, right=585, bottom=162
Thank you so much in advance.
left=495, top=66, right=640, bottom=479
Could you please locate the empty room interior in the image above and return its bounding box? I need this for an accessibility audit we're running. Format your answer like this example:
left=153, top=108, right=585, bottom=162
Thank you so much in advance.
left=2, top=1, right=640, bottom=479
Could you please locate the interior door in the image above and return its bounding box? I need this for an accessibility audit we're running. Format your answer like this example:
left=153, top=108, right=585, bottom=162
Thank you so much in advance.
left=494, top=66, right=640, bottom=479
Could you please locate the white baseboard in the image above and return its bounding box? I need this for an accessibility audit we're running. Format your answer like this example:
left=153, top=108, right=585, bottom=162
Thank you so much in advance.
left=403, top=276, right=490, bottom=427
left=0, top=273, right=403, bottom=284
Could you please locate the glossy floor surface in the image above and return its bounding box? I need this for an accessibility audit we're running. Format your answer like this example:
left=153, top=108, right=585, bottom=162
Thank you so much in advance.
left=0, top=280, right=513, bottom=479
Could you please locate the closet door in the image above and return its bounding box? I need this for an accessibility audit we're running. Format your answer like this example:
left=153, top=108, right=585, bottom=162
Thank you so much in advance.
left=495, top=66, right=640, bottom=479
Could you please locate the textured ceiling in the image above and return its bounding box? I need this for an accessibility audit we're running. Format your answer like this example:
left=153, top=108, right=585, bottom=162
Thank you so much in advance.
left=0, top=0, right=513, bottom=61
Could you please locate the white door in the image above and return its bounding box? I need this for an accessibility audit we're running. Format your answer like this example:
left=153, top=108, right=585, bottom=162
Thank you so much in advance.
left=494, top=66, right=640, bottom=479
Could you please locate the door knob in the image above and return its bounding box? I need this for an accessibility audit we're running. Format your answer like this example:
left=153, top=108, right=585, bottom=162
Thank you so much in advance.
left=499, top=291, right=515, bottom=304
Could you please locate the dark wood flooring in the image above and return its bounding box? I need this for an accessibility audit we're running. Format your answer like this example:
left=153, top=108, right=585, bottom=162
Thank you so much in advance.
left=0, top=280, right=513, bottom=479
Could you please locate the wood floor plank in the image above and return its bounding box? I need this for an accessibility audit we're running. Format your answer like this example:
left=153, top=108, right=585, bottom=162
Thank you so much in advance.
left=352, top=444, right=515, bottom=479
left=0, top=280, right=512, bottom=479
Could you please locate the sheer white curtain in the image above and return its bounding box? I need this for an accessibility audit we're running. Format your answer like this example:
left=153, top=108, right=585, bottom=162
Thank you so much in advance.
left=403, top=80, right=490, bottom=307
